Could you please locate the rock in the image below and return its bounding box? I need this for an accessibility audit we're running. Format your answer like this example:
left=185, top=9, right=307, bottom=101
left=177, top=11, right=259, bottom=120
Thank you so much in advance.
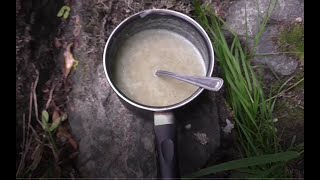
left=184, top=123, right=192, bottom=130
left=295, top=17, right=303, bottom=23
left=226, top=0, right=304, bottom=36
left=225, top=0, right=301, bottom=75
left=251, top=25, right=298, bottom=75
left=176, top=91, right=224, bottom=175
left=66, top=0, right=226, bottom=178
left=269, top=55, right=298, bottom=75
left=222, top=119, right=234, bottom=135
left=69, top=62, right=157, bottom=178
left=66, top=0, right=156, bottom=178
left=193, top=132, right=210, bottom=145
left=271, top=0, right=304, bottom=21
left=226, top=0, right=266, bottom=36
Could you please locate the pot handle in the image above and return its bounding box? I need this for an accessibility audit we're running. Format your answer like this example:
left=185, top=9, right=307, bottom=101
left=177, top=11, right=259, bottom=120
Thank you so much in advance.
left=154, top=111, right=179, bottom=179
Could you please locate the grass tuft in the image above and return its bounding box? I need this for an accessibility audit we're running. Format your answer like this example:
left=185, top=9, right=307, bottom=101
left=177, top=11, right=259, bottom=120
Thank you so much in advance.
left=188, top=0, right=302, bottom=178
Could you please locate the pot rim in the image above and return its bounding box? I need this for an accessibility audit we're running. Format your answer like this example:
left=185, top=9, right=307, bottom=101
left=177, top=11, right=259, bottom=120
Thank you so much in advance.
left=103, top=9, right=214, bottom=112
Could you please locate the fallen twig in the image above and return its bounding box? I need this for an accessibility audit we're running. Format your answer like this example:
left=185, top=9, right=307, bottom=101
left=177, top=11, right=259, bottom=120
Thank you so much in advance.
left=31, top=71, right=49, bottom=146
left=16, top=81, right=35, bottom=177
left=16, top=129, right=34, bottom=177
left=22, top=113, right=26, bottom=152
left=45, top=84, right=56, bottom=109
left=16, top=114, right=26, bottom=177
left=27, top=82, right=34, bottom=145
left=32, top=71, right=43, bottom=127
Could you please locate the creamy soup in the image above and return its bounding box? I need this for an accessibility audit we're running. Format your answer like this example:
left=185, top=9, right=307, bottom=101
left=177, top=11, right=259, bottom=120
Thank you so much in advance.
left=113, top=29, right=206, bottom=106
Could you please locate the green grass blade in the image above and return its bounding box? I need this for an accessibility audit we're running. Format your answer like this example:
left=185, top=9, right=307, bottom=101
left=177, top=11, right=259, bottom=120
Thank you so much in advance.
left=185, top=151, right=299, bottom=178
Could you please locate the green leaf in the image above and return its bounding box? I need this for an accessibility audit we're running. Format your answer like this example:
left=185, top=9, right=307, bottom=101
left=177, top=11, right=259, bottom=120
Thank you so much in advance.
left=41, top=110, right=49, bottom=130
left=49, top=120, right=60, bottom=132
left=185, top=151, right=299, bottom=178
left=249, top=163, right=285, bottom=178
left=63, top=11, right=70, bottom=19
left=57, top=7, right=65, bottom=17
left=57, top=5, right=71, bottom=19
left=42, top=110, right=49, bottom=123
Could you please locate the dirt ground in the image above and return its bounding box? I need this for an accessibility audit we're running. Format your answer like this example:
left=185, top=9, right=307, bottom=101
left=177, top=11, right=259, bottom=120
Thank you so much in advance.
left=16, top=0, right=79, bottom=177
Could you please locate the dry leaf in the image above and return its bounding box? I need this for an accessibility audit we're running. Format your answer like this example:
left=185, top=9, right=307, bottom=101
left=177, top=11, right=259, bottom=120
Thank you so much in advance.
left=57, top=126, right=78, bottom=150
left=63, top=43, right=75, bottom=78
left=52, top=109, right=60, bottom=123
left=68, top=138, right=78, bottom=151
left=49, top=108, right=62, bottom=132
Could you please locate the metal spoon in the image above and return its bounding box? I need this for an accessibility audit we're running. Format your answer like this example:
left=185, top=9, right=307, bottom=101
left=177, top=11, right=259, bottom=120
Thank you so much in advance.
left=155, top=70, right=224, bottom=91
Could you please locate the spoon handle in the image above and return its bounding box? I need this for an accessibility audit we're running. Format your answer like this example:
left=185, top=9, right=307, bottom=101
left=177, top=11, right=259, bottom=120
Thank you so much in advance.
left=155, top=70, right=223, bottom=91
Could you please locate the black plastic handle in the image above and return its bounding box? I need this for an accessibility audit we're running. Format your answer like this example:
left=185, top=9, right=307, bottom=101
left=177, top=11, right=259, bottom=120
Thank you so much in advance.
left=154, top=112, right=180, bottom=179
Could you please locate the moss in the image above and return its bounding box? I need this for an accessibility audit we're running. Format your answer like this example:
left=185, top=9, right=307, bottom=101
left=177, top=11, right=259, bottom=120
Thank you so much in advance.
left=279, top=24, right=304, bottom=62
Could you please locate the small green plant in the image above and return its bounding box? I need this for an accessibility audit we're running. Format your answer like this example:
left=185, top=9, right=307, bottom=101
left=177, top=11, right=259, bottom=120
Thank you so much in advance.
left=279, top=24, right=304, bottom=61
left=41, top=110, right=67, bottom=160
left=42, top=110, right=67, bottom=132
left=57, top=5, right=71, bottom=19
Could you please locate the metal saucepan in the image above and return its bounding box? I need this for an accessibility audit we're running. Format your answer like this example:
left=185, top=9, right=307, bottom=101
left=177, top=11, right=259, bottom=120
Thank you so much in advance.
left=103, top=9, right=215, bottom=179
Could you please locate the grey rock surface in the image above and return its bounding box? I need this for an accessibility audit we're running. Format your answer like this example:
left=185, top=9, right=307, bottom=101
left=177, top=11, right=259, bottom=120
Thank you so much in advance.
left=225, top=0, right=302, bottom=75
left=66, top=0, right=226, bottom=178
left=176, top=91, right=225, bottom=174
left=69, top=64, right=157, bottom=178
left=226, top=0, right=304, bottom=36
left=251, top=25, right=298, bottom=75
left=271, top=0, right=304, bottom=21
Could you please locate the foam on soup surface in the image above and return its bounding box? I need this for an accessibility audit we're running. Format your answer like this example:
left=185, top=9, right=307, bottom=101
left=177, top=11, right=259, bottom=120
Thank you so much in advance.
left=113, top=29, right=206, bottom=107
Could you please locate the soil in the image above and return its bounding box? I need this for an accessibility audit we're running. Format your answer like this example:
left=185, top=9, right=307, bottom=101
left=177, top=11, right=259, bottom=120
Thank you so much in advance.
left=16, top=0, right=61, bottom=154
left=16, top=0, right=78, bottom=178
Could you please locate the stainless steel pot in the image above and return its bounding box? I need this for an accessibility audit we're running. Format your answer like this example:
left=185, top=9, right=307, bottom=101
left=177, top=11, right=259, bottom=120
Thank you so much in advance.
left=103, top=9, right=215, bottom=179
